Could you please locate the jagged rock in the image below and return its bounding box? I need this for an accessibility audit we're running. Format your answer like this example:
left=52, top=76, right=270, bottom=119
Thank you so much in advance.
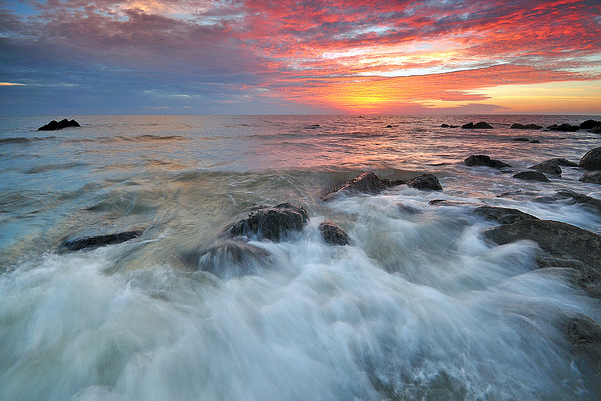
left=319, top=220, right=350, bottom=245
left=512, top=171, right=550, bottom=182
left=227, top=203, right=309, bottom=241
left=60, top=230, right=142, bottom=252
left=473, top=206, right=538, bottom=224
left=462, top=121, right=493, bottom=129
left=407, top=174, right=442, bottom=191
left=580, top=147, right=601, bottom=171
left=323, top=171, right=387, bottom=200
left=580, top=171, right=601, bottom=184
left=38, top=119, right=81, bottom=131
left=547, top=123, right=579, bottom=132
left=529, top=161, right=562, bottom=175
left=464, top=155, right=511, bottom=169
left=580, top=120, right=600, bottom=130
left=511, top=123, right=542, bottom=130
left=484, top=219, right=601, bottom=269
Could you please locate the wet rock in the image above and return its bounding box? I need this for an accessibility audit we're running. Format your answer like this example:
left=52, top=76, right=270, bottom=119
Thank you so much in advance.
left=227, top=203, right=309, bottom=241
left=513, top=137, right=530, bottom=142
left=580, top=120, right=600, bottom=130
left=591, top=125, right=601, bottom=134
left=546, top=158, right=579, bottom=167
left=580, top=171, right=601, bottom=184
left=484, top=219, right=601, bottom=269
left=38, top=119, right=81, bottom=131
left=429, top=199, right=481, bottom=207
left=319, top=220, right=350, bottom=245
left=537, top=190, right=601, bottom=214
left=380, top=178, right=406, bottom=187
left=512, top=171, right=550, bottom=182
left=323, top=171, right=387, bottom=200
left=407, top=173, right=442, bottom=191
left=464, top=154, right=511, bottom=169
left=580, top=147, right=601, bottom=171
left=461, top=121, right=493, bottom=129
left=440, top=123, right=459, bottom=128
left=510, top=123, right=542, bottom=130
left=529, top=161, right=562, bottom=175
left=473, top=206, right=538, bottom=224
left=60, top=230, right=142, bottom=252
left=547, top=123, right=579, bottom=132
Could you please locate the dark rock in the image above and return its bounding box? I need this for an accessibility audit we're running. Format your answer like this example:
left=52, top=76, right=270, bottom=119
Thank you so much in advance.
left=484, top=219, right=601, bottom=269
left=461, top=121, right=493, bottom=129
left=513, top=137, right=531, bottom=142
left=429, top=199, right=481, bottom=207
left=580, top=147, right=601, bottom=171
left=580, top=120, right=600, bottom=130
left=60, top=230, right=142, bottom=252
left=319, top=220, right=350, bottom=246
left=512, top=171, right=550, bottom=182
left=580, top=171, right=601, bottom=184
left=546, top=158, right=579, bottom=167
left=547, top=123, right=579, bottom=132
left=529, top=139, right=540, bottom=143
left=591, top=125, right=601, bottom=134
left=407, top=174, right=442, bottom=191
left=38, top=119, right=81, bottom=131
left=473, top=206, right=538, bottom=224
left=529, top=161, right=562, bottom=175
left=385, top=124, right=393, bottom=128
left=380, top=178, right=406, bottom=187
left=440, top=123, right=450, bottom=128
left=541, top=190, right=601, bottom=214
left=464, top=155, right=511, bottom=169
left=323, top=171, right=387, bottom=200
left=511, top=123, right=542, bottom=130
left=227, top=203, right=309, bottom=241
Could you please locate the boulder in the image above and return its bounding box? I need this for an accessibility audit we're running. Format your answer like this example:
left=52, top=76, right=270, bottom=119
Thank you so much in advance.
left=547, top=123, right=579, bottom=132
left=510, top=123, right=542, bottom=130
left=473, top=206, right=538, bottom=224
left=407, top=174, right=442, bottom=191
left=529, top=161, right=562, bottom=175
left=60, top=230, right=142, bottom=252
left=461, top=121, right=493, bottom=129
left=580, top=171, right=601, bottom=184
left=464, top=155, right=511, bottom=169
left=484, top=219, right=601, bottom=269
left=323, top=171, right=387, bottom=200
left=38, top=119, right=81, bottom=131
left=227, top=203, right=309, bottom=241
left=512, top=171, right=550, bottom=182
left=319, top=220, right=350, bottom=245
left=580, top=120, right=600, bottom=130
left=580, top=147, right=601, bottom=171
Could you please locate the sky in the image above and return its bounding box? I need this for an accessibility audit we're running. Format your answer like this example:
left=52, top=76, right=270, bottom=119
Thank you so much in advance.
left=1, top=0, right=600, bottom=115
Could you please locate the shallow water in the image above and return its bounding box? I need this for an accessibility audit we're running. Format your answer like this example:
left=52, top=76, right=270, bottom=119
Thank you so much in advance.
left=1, top=114, right=601, bottom=400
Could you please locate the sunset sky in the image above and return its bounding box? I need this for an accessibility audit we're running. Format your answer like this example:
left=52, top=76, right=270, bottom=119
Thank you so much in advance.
left=1, top=0, right=600, bottom=115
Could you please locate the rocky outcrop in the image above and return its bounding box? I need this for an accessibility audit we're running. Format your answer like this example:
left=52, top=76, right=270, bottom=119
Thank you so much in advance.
left=226, top=203, right=309, bottom=241
left=580, top=171, right=601, bottom=184
left=323, top=172, right=387, bottom=200
left=38, top=119, right=81, bottom=131
left=591, top=125, right=601, bottom=134
left=473, top=206, right=538, bottom=225
left=462, top=121, right=493, bottom=129
left=60, top=230, right=142, bottom=252
left=407, top=174, right=442, bottom=191
left=529, top=161, right=562, bottom=175
left=547, top=123, right=579, bottom=132
left=580, top=120, right=600, bottom=130
left=546, top=158, right=579, bottom=167
left=319, top=220, right=350, bottom=245
left=464, top=155, right=511, bottom=169
left=440, top=124, right=459, bottom=128
left=511, top=123, right=542, bottom=130
left=513, top=171, right=550, bottom=182
left=484, top=219, right=601, bottom=269
left=579, top=147, right=601, bottom=171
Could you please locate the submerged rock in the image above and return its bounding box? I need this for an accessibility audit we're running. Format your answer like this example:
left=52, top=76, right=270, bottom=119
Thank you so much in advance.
left=319, top=220, right=350, bottom=246
left=407, top=174, right=442, bottom=191
left=546, top=158, right=579, bottom=167
left=323, top=171, right=387, bottom=200
left=473, top=206, right=538, bottom=225
left=461, top=121, right=493, bottom=129
left=513, top=171, right=550, bottom=182
left=464, top=155, right=511, bottom=169
left=60, top=230, right=142, bottom=252
left=511, top=123, right=542, bottom=130
left=38, top=119, right=81, bottom=131
left=580, top=171, right=601, bottom=184
left=580, top=147, right=601, bottom=171
left=227, top=203, right=309, bottom=241
left=529, top=161, right=562, bottom=175
left=536, top=190, right=601, bottom=214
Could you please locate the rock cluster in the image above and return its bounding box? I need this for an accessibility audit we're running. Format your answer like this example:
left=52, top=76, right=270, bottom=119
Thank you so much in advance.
left=511, top=123, right=542, bottom=130
left=461, top=121, right=493, bottom=129
left=38, top=119, right=81, bottom=131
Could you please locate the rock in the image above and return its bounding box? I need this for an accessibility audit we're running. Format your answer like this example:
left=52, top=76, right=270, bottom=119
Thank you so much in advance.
left=464, top=155, right=511, bottom=169
left=440, top=123, right=450, bottom=128
left=580, top=147, right=601, bottom=171
left=528, top=139, right=540, bottom=143
left=484, top=219, right=601, bottom=269
left=513, top=137, right=531, bottom=142
left=461, top=121, right=493, bottom=129
left=60, top=230, right=142, bottom=252
left=512, top=171, right=550, bottom=182
left=529, top=161, right=562, bottom=175
left=407, top=174, right=442, bottom=191
left=547, top=123, right=579, bottom=132
left=380, top=178, right=406, bottom=187
left=473, top=206, right=538, bottom=224
left=580, top=120, right=600, bottom=130
left=546, top=158, right=578, bottom=167
left=227, top=203, right=309, bottom=241
left=385, top=124, right=393, bottom=128
left=591, top=125, right=601, bottom=134
left=580, top=171, right=601, bottom=184
left=323, top=171, right=387, bottom=200
left=319, top=220, right=350, bottom=245
left=510, top=123, right=542, bottom=130
left=429, top=199, right=481, bottom=207
left=38, top=119, right=81, bottom=131
left=538, top=190, right=601, bottom=214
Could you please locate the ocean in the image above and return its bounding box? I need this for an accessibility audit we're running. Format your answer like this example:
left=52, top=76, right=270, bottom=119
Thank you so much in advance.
left=1, top=114, right=601, bottom=400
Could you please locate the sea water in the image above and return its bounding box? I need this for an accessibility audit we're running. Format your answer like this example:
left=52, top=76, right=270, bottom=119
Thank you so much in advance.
left=1, top=114, right=601, bottom=400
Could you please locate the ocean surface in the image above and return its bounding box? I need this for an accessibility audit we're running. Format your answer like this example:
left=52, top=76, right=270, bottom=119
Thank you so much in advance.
left=1, top=114, right=601, bottom=401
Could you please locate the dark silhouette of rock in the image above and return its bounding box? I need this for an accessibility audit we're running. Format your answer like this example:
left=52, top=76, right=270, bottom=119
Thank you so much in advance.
left=591, top=125, right=601, bottom=134
left=513, top=137, right=530, bottom=142
left=319, top=220, right=350, bottom=245
left=464, top=155, right=511, bottom=169
left=580, top=147, right=601, bottom=171
left=484, top=219, right=601, bottom=269
left=547, top=123, right=579, bottom=132
left=511, top=123, right=542, bottom=130
left=440, top=124, right=459, bottom=128
left=38, top=119, right=81, bottom=131
left=60, top=230, right=142, bottom=252
left=529, top=161, right=562, bottom=175
left=407, top=174, right=442, bottom=191
left=385, top=124, right=393, bottom=128
left=473, top=206, right=538, bottom=224
left=323, top=171, right=387, bottom=200
left=227, top=203, right=309, bottom=241
left=461, top=121, right=493, bottom=129
left=580, top=171, right=601, bottom=184
left=580, top=120, right=600, bottom=130
left=513, top=171, right=550, bottom=182
left=529, top=139, right=540, bottom=143
left=546, top=158, right=579, bottom=167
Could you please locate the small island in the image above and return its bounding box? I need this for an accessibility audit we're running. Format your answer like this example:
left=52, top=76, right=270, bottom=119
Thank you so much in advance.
left=37, top=119, right=81, bottom=131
